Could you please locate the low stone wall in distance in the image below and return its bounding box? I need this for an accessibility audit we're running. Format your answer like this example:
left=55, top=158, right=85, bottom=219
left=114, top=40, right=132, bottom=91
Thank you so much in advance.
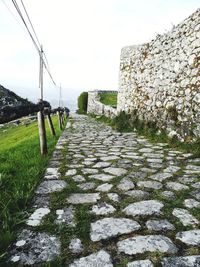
left=87, top=90, right=118, bottom=118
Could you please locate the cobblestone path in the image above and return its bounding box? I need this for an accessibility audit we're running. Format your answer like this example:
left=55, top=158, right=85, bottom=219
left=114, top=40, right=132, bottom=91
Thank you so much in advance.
left=10, top=115, right=200, bottom=266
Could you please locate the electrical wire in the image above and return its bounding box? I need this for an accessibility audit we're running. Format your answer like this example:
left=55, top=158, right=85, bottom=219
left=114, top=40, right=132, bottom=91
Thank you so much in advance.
left=1, top=0, right=26, bottom=33
left=20, top=0, right=40, bottom=48
left=11, top=0, right=40, bottom=53
left=19, top=0, right=56, bottom=85
left=9, top=0, right=57, bottom=86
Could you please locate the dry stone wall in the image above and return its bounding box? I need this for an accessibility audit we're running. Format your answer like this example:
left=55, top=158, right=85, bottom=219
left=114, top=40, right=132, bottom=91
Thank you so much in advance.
left=87, top=90, right=117, bottom=118
left=118, top=9, right=200, bottom=140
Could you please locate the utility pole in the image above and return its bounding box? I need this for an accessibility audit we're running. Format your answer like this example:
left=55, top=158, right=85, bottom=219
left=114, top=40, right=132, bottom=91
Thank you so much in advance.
left=37, top=45, right=48, bottom=155
left=59, top=83, right=62, bottom=107
left=39, top=46, right=44, bottom=100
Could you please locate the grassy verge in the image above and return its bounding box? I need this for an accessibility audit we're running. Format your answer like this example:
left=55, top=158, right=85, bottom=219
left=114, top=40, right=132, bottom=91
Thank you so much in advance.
left=99, top=92, right=117, bottom=107
left=0, top=116, right=65, bottom=261
left=92, top=111, right=200, bottom=157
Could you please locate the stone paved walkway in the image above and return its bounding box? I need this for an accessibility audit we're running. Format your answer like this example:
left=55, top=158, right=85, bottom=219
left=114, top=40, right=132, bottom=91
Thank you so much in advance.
left=10, top=114, right=200, bottom=266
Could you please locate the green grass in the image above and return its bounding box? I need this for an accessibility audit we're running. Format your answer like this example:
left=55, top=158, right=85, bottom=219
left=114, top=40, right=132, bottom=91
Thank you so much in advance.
left=77, top=92, right=88, bottom=114
left=99, top=92, right=117, bottom=107
left=0, top=116, right=66, bottom=261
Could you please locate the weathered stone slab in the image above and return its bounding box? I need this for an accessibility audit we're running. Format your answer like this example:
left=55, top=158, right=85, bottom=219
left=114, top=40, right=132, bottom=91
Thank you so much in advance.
left=148, top=163, right=163, bottom=169
left=73, top=154, right=84, bottom=159
left=117, top=178, right=135, bottom=191
left=85, top=157, right=97, bottom=161
left=172, top=208, right=198, bottom=226
left=36, top=180, right=67, bottom=194
left=93, top=162, right=111, bottom=168
left=147, top=158, right=163, bottom=164
left=67, top=193, right=100, bottom=204
left=66, top=169, right=77, bottom=176
left=91, top=202, right=116, bottom=215
left=150, top=172, right=172, bottom=182
left=162, top=255, right=200, bottom=267
left=127, top=155, right=145, bottom=160
left=166, top=182, right=189, bottom=191
left=33, top=195, right=50, bottom=208
left=127, top=259, right=153, bottom=267
left=89, top=174, right=114, bottom=182
left=146, top=219, right=175, bottom=231
left=161, top=191, right=175, bottom=199
left=192, top=190, right=200, bottom=200
left=107, top=193, right=120, bottom=202
left=11, top=230, right=61, bottom=265
left=45, top=167, right=60, bottom=179
left=163, top=166, right=181, bottom=173
left=123, top=200, right=163, bottom=216
left=178, top=176, right=196, bottom=184
left=82, top=168, right=99, bottom=174
left=117, top=235, right=177, bottom=255
left=27, top=208, right=50, bottom=226
left=83, top=161, right=94, bottom=166
left=185, top=165, right=200, bottom=172
left=137, top=180, right=162, bottom=189
left=72, top=175, right=86, bottom=182
left=139, top=148, right=154, bottom=153
left=55, top=206, right=75, bottom=226
left=100, top=156, right=119, bottom=161
left=176, top=230, right=200, bottom=245
left=69, top=164, right=84, bottom=169
left=118, top=158, right=132, bottom=164
left=96, top=183, right=113, bottom=192
left=103, top=167, right=128, bottom=176
left=140, top=167, right=157, bottom=174
left=124, top=190, right=150, bottom=199
left=77, top=182, right=96, bottom=191
left=192, top=182, right=200, bottom=189
left=69, top=238, right=84, bottom=254
left=69, top=250, right=113, bottom=267
left=90, top=218, right=140, bottom=241
left=184, top=198, right=200, bottom=208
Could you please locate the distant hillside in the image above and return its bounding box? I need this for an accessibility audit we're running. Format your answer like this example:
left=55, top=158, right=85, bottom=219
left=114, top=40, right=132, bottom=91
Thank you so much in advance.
left=0, top=85, right=50, bottom=124
left=0, top=85, right=32, bottom=107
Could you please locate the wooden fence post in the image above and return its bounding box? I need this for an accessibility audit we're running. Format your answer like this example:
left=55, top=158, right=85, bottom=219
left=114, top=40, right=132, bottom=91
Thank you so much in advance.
left=57, top=111, right=62, bottom=130
left=47, top=112, right=56, bottom=136
left=64, top=110, right=67, bottom=120
left=61, top=112, right=64, bottom=127
left=37, top=110, right=47, bottom=155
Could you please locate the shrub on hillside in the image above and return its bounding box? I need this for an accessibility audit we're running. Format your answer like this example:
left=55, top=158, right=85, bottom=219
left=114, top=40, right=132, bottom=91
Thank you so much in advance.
left=77, top=92, right=88, bottom=114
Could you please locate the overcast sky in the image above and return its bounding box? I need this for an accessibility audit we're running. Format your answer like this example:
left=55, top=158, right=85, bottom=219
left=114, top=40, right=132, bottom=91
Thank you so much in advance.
left=0, top=0, right=199, bottom=109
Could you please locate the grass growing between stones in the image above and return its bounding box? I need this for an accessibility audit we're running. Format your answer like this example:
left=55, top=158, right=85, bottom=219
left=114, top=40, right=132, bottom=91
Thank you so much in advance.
left=44, top=139, right=100, bottom=266
left=92, top=112, right=200, bottom=157
left=0, top=116, right=65, bottom=262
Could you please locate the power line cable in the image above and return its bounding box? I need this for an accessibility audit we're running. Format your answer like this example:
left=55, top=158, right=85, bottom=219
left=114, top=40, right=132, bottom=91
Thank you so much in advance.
left=20, top=0, right=41, bottom=48
left=1, top=0, right=26, bottom=33
left=18, top=0, right=55, bottom=85
left=11, top=0, right=40, bottom=53
left=18, top=0, right=57, bottom=86
left=19, top=0, right=57, bottom=86
left=43, top=51, right=50, bottom=69
left=10, top=0, right=57, bottom=86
